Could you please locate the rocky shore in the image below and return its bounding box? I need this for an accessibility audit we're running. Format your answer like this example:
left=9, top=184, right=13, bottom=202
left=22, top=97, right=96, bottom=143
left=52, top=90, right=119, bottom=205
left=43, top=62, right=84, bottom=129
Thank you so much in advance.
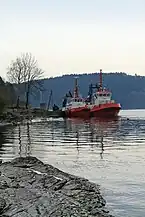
left=0, top=108, right=63, bottom=126
left=0, top=110, right=32, bottom=123
left=0, top=156, right=114, bottom=217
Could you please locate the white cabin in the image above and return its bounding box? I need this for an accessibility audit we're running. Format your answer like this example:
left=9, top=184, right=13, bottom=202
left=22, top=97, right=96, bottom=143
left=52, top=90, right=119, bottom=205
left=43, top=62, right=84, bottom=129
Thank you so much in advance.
left=65, top=97, right=86, bottom=109
left=92, top=89, right=114, bottom=106
left=62, top=96, right=86, bottom=111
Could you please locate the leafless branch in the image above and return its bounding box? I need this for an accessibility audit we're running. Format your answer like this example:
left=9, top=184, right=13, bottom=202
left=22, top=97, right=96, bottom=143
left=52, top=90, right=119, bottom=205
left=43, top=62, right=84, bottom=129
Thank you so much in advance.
left=7, top=52, right=44, bottom=108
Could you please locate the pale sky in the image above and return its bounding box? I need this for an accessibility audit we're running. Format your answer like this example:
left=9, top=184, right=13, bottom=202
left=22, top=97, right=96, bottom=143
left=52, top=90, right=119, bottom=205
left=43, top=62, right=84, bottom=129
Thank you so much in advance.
left=0, top=0, right=145, bottom=78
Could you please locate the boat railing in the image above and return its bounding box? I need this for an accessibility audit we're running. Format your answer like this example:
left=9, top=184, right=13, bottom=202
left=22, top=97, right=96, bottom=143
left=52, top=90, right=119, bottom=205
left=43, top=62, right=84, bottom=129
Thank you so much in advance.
left=104, top=100, right=115, bottom=104
left=98, top=100, right=115, bottom=106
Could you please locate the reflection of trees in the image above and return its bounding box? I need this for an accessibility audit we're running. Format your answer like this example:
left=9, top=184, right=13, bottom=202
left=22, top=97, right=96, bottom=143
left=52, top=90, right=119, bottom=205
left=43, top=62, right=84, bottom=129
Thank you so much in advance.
left=0, top=128, right=6, bottom=145
left=18, top=124, right=22, bottom=157
left=26, top=122, right=31, bottom=156
left=18, top=122, right=32, bottom=157
left=0, top=126, right=15, bottom=159
left=0, top=127, right=7, bottom=159
left=5, top=117, right=143, bottom=161
left=50, top=120, right=54, bottom=141
left=76, top=131, right=79, bottom=154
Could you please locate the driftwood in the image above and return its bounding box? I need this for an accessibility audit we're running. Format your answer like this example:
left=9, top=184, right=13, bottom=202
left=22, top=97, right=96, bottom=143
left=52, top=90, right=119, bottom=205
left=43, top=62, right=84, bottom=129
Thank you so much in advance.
left=0, top=156, right=114, bottom=217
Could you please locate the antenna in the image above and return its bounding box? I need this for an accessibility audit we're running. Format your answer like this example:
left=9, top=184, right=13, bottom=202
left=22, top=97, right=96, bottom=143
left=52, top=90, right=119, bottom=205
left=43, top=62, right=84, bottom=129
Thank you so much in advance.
left=47, top=90, right=52, bottom=110
left=40, top=90, right=43, bottom=104
left=99, top=69, right=103, bottom=88
left=74, top=76, right=79, bottom=98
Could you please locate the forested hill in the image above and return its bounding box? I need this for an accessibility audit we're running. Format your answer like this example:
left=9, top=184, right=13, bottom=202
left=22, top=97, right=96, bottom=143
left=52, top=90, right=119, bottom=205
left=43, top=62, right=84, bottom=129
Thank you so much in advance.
left=30, top=72, right=145, bottom=109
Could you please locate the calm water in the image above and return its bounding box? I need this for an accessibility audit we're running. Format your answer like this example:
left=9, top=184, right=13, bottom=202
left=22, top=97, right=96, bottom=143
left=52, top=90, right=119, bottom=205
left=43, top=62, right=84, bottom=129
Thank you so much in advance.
left=0, top=109, right=145, bottom=217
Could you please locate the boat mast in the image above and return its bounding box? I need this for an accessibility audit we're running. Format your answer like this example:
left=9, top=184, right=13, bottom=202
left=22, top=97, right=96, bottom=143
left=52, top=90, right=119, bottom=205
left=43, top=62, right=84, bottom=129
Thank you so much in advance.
left=99, top=69, right=103, bottom=89
left=74, top=77, right=79, bottom=98
left=47, top=90, right=53, bottom=110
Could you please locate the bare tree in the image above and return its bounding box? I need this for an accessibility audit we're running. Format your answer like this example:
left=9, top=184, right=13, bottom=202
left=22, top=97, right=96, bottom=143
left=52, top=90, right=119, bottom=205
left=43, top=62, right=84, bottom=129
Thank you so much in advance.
left=7, top=53, right=44, bottom=109
left=7, top=57, right=24, bottom=108
left=21, top=53, right=44, bottom=109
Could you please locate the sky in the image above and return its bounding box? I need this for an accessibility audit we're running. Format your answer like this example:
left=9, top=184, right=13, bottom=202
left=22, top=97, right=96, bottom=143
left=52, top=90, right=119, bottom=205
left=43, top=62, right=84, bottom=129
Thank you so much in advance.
left=0, top=0, right=145, bottom=79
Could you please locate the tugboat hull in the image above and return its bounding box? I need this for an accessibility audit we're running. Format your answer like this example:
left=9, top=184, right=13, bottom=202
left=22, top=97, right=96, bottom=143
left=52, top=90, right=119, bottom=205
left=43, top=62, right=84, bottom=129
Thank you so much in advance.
left=62, top=69, right=121, bottom=119
left=90, top=103, right=121, bottom=117
left=65, top=107, right=90, bottom=118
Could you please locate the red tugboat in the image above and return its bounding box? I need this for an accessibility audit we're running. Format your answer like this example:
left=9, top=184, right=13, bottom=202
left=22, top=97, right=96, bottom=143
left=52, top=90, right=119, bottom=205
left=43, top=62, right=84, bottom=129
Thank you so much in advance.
left=88, top=69, right=121, bottom=117
left=62, top=77, right=90, bottom=118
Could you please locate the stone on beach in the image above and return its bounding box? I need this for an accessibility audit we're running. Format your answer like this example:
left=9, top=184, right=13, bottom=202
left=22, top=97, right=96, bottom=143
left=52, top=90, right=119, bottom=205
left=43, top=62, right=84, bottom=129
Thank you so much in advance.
left=0, top=156, right=114, bottom=217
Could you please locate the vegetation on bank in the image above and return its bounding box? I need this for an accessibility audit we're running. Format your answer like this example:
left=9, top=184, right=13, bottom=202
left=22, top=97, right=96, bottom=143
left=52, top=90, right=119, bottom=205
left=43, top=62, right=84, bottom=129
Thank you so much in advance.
left=6, top=52, right=44, bottom=110
left=0, top=77, right=16, bottom=113
left=0, top=53, right=44, bottom=119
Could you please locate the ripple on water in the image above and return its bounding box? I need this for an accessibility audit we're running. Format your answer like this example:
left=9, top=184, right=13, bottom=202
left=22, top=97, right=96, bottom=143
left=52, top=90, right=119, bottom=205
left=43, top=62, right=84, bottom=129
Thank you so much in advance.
left=0, top=110, right=145, bottom=216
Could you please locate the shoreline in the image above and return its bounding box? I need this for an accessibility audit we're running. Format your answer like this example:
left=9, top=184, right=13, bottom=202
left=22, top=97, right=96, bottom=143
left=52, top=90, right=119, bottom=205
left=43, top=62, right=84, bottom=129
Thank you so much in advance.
left=0, top=156, right=114, bottom=217
left=0, top=108, right=64, bottom=125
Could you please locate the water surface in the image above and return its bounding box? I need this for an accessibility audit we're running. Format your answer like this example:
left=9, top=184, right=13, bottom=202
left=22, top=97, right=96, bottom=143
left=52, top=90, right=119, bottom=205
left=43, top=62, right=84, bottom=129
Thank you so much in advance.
left=0, top=109, right=145, bottom=217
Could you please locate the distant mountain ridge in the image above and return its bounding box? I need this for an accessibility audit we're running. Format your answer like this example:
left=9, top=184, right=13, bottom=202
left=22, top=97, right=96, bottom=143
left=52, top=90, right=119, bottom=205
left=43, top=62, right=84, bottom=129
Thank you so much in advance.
left=29, top=72, right=145, bottom=109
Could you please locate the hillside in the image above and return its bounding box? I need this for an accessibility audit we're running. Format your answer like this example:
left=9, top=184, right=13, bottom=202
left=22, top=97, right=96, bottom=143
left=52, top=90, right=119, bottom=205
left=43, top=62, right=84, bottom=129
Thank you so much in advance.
left=29, top=72, right=145, bottom=109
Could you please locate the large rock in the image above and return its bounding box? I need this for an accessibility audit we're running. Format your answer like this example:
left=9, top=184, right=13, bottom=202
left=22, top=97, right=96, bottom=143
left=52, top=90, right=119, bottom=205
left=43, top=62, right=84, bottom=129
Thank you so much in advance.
left=0, top=156, right=114, bottom=217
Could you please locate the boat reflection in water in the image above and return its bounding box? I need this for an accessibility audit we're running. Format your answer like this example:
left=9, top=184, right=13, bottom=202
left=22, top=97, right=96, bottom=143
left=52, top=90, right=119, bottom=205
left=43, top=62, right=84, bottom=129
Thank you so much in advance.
left=0, top=115, right=121, bottom=161
left=63, top=116, right=120, bottom=159
left=0, top=114, right=144, bottom=217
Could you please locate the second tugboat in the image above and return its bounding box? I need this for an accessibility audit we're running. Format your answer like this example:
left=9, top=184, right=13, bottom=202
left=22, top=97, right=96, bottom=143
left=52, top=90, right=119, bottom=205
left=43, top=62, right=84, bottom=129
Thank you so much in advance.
left=87, top=69, right=121, bottom=117
left=62, top=77, right=90, bottom=118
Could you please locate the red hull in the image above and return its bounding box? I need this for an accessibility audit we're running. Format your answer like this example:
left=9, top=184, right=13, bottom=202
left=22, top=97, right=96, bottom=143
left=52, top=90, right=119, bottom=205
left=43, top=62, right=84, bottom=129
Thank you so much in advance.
left=65, top=103, right=121, bottom=118
left=65, top=107, right=90, bottom=118
left=90, top=103, right=121, bottom=117
left=64, top=103, right=121, bottom=118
